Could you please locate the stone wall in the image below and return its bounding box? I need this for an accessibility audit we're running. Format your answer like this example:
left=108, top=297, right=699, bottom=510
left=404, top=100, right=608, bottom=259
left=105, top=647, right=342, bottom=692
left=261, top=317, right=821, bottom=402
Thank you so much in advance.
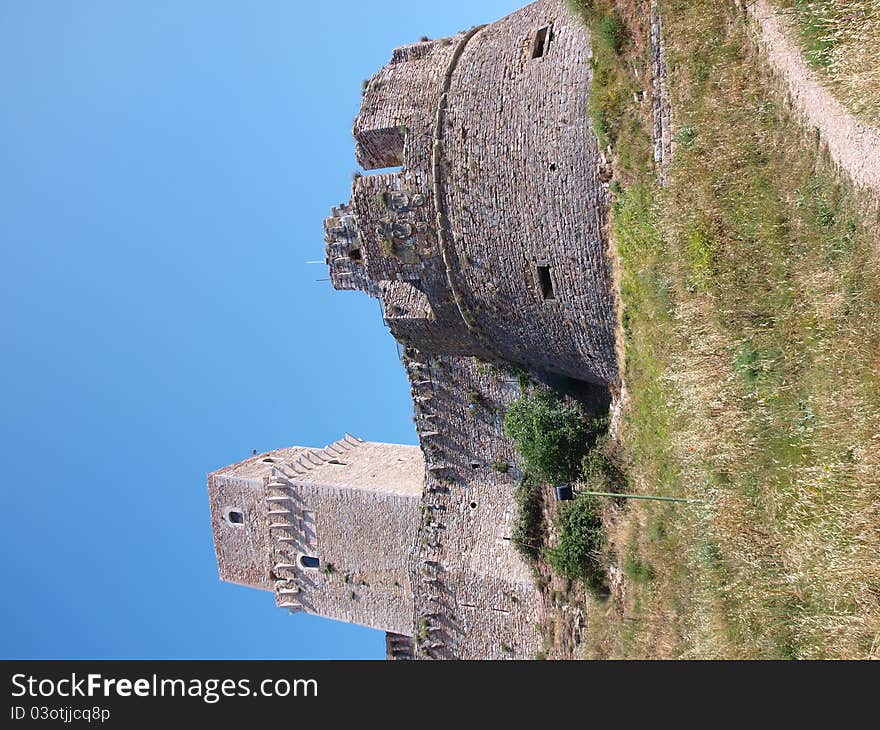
left=403, top=351, right=544, bottom=659
left=293, top=478, right=421, bottom=636
left=326, top=0, right=619, bottom=386
left=441, top=0, right=618, bottom=384
left=209, top=446, right=307, bottom=590
left=210, top=0, right=624, bottom=660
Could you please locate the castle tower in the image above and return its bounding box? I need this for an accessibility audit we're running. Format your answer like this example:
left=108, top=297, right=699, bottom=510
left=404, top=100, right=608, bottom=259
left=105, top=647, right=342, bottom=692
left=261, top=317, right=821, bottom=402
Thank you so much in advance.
left=210, top=0, right=614, bottom=660
left=208, top=436, right=424, bottom=636
left=325, top=0, right=618, bottom=385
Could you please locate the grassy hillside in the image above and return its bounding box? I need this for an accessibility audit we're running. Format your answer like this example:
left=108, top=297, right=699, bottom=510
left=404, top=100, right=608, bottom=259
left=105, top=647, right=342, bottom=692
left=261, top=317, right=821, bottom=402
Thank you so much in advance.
left=560, top=0, right=880, bottom=659
left=775, top=0, right=880, bottom=126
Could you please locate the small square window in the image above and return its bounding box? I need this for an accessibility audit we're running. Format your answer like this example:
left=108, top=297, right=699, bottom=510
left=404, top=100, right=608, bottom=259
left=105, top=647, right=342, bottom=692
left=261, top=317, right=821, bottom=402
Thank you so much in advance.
left=300, top=555, right=320, bottom=570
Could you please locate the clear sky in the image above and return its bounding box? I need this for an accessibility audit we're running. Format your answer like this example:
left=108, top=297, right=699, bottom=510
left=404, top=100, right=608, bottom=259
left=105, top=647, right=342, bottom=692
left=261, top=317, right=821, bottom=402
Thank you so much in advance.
left=0, top=0, right=524, bottom=659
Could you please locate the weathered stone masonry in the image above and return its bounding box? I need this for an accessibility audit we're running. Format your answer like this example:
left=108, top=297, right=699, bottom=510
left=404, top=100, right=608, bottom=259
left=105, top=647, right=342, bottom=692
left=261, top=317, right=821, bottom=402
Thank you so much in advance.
left=328, top=0, right=618, bottom=382
left=208, top=0, right=618, bottom=659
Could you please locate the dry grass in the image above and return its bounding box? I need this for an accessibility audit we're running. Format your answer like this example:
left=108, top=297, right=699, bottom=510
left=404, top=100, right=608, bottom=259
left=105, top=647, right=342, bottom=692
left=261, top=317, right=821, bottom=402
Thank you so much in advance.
left=775, top=0, right=880, bottom=126
left=565, top=0, right=880, bottom=659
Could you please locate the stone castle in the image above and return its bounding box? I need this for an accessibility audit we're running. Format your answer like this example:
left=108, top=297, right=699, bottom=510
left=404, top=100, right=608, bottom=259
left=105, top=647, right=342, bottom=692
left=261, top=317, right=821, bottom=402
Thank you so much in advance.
left=208, top=0, right=618, bottom=660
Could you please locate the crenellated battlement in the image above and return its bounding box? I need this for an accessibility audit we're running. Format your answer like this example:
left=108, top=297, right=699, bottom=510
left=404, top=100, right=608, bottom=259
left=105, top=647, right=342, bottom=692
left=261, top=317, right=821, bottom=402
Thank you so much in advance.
left=324, top=204, right=371, bottom=293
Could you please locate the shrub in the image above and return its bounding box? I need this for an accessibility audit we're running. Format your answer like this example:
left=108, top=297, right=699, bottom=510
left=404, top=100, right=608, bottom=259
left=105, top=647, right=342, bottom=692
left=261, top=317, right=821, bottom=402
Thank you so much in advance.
left=596, top=10, right=625, bottom=55
left=545, top=495, right=606, bottom=591
left=503, top=388, right=607, bottom=483
left=512, top=473, right=544, bottom=564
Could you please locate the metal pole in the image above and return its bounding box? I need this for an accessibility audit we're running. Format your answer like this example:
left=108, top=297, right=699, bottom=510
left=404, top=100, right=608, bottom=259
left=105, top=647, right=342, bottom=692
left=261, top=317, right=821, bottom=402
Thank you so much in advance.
left=578, top=490, right=700, bottom=504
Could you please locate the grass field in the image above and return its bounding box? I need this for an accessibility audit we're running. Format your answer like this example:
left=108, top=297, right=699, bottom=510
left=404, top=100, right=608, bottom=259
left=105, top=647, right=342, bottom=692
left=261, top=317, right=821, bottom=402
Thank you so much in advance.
left=774, top=0, right=880, bottom=126
left=558, top=0, right=880, bottom=659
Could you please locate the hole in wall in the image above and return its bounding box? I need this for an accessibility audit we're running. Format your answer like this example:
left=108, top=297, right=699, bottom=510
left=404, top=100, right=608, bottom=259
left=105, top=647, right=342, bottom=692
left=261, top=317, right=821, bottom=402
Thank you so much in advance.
left=531, top=25, right=551, bottom=59
left=349, top=248, right=362, bottom=261
left=470, top=502, right=477, bottom=509
left=357, top=126, right=406, bottom=170
left=227, top=510, right=244, bottom=524
left=536, top=265, right=556, bottom=301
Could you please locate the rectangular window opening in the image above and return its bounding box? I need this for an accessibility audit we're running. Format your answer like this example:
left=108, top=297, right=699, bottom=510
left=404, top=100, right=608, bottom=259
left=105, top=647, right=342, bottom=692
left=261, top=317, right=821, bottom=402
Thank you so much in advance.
left=357, top=126, right=407, bottom=171
left=536, top=265, right=555, bottom=301
left=531, top=25, right=551, bottom=59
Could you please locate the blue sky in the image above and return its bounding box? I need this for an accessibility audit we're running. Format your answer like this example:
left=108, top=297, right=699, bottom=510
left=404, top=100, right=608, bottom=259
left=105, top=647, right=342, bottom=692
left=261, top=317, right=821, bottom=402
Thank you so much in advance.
left=0, top=0, right=523, bottom=659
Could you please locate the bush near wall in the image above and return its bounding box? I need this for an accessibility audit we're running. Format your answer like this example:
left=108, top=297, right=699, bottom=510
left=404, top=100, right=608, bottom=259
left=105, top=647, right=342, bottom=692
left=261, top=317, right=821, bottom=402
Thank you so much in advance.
left=546, top=494, right=606, bottom=592
left=503, top=388, right=607, bottom=484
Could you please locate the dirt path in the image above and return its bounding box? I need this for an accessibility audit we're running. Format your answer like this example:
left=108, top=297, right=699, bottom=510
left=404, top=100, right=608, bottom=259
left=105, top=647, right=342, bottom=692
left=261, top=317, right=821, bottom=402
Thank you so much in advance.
left=747, top=0, right=880, bottom=196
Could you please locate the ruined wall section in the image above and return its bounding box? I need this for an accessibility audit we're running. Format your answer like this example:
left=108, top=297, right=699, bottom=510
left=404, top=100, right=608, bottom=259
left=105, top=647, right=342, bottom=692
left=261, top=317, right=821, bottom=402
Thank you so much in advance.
left=328, top=35, right=493, bottom=360
left=440, top=0, right=619, bottom=384
left=351, top=34, right=456, bottom=295
left=354, top=37, right=457, bottom=172
left=403, top=350, right=543, bottom=659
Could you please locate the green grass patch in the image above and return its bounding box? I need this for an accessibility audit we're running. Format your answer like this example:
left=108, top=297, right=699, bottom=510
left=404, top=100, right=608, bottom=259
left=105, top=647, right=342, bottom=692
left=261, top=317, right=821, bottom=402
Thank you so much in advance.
left=569, top=0, right=880, bottom=660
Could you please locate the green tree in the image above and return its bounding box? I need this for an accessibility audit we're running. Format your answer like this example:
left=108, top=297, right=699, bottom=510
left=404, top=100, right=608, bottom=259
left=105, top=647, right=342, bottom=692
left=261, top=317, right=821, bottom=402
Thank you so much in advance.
left=503, top=389, right=606, bottom=483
